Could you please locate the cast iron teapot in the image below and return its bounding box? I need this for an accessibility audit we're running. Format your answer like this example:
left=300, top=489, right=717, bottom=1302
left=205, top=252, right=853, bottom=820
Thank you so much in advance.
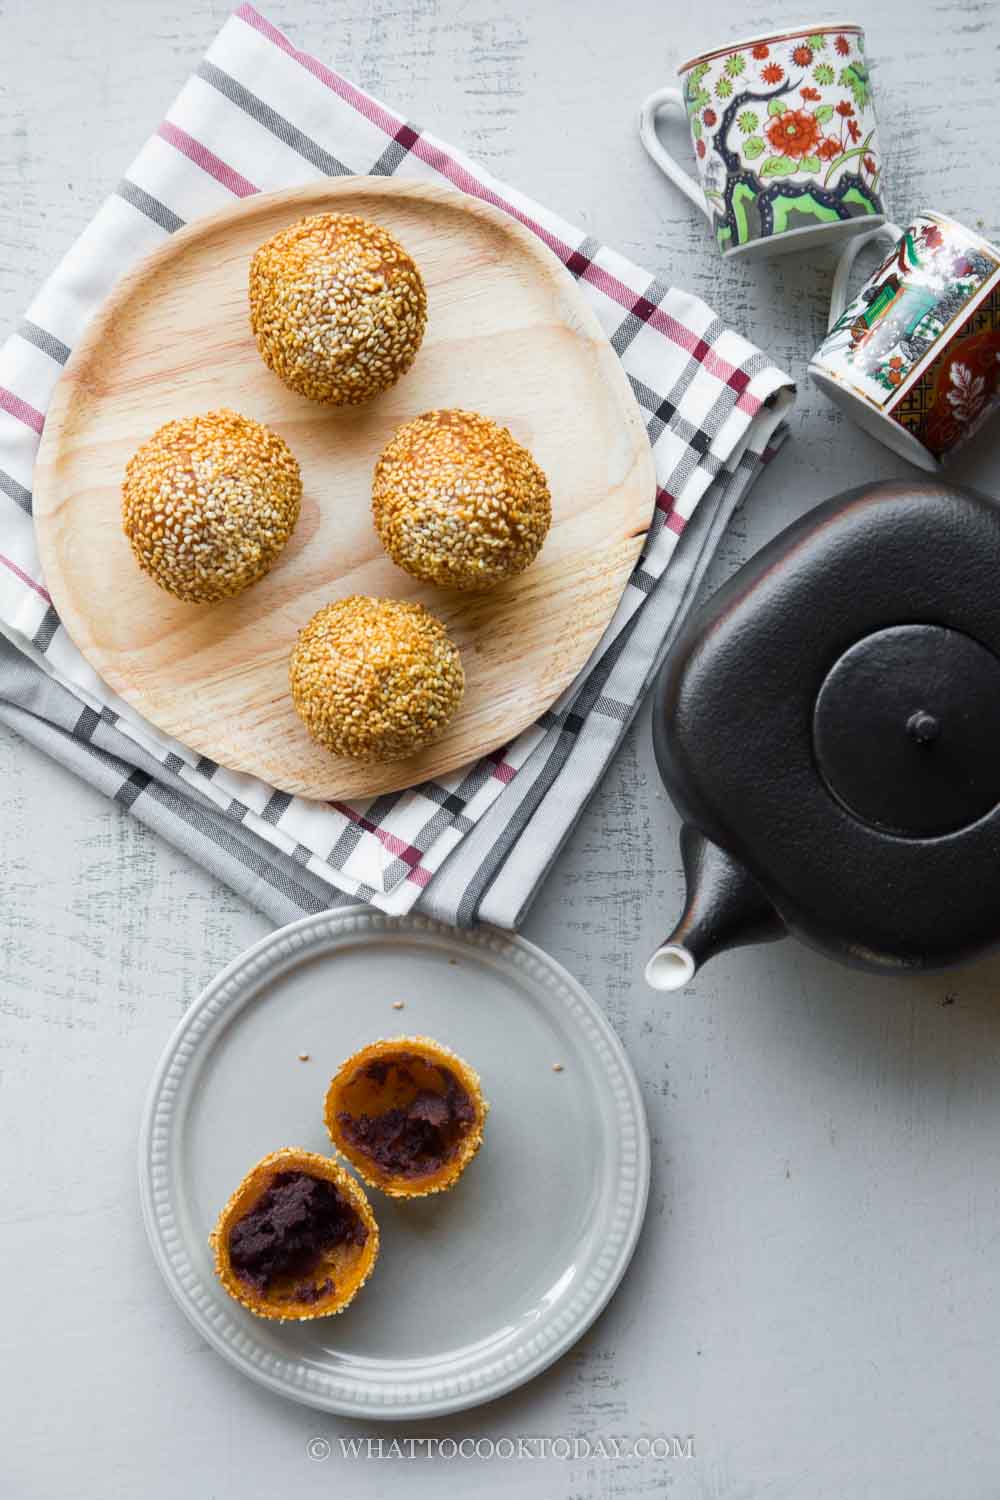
left=646, top=478, right=1000, bottom=990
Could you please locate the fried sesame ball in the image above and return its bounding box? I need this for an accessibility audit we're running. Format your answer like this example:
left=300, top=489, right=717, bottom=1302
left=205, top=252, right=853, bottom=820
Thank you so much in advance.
left=371, top=409, right=552, bottom=591
left=324, top=1036, right=488, bottom=1199
left=209, top=1148, right=379, bottom=1322
left=121, top=409, right=301, bottom=603
left=289, top=596, right=464, bottom=762
left=249, top=213, right=427, bottom=405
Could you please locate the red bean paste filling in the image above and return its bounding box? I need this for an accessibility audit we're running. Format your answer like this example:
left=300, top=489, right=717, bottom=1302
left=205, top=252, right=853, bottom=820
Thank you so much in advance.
left=228, top=1171, right=367, bottom=1300
left=338, top=1058, right=475, bottom=1178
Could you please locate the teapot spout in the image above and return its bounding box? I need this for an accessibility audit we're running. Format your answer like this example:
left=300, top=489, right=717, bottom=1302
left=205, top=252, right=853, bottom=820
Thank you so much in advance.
left=645, top=826, right=786, bottom=991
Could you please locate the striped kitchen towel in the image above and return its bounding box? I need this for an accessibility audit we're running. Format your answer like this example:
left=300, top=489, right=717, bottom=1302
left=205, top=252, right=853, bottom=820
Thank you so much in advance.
left=0, top=6, right=794, bottom=929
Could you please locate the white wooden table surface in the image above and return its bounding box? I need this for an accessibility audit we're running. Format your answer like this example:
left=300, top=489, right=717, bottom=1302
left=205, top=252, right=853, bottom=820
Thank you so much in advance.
left=4, top=2, right=1000, bottom=1496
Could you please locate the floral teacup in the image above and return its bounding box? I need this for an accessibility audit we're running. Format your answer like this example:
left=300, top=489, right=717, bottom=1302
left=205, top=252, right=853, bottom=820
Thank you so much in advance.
left=811, top=211, right=1000, bottom=470
left=639, top=21, right=886, bottom=258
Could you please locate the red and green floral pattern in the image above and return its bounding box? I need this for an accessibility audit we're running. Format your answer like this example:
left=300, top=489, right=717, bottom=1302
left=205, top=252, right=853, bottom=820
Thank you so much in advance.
left=680, top=25, right=883, bottom=251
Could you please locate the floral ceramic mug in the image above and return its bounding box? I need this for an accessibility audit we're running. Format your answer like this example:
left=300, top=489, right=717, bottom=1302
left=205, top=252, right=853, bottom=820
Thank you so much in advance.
left=810, top=211, right=1000, bottom=470
left=639, top=22, right=886, bottom=258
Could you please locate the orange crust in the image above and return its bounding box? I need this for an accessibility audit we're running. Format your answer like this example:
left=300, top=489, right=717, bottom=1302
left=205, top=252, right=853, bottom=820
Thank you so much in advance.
left=324, top=1035, right=488, bottom=1199
left=209, top=1147, right=379, bottom=1321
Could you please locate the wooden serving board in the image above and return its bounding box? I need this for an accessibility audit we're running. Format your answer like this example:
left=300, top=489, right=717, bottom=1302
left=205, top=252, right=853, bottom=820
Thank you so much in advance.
left=34, top=179, right=655, bottom=800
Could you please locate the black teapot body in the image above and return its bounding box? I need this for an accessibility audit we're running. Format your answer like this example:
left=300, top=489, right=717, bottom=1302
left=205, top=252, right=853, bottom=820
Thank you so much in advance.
left=648, top=479, right=1000, bottom=989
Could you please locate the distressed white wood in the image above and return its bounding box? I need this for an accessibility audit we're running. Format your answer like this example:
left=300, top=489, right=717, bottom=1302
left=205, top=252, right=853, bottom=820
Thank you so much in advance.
left=2, top=2, right=1000, bottom=1497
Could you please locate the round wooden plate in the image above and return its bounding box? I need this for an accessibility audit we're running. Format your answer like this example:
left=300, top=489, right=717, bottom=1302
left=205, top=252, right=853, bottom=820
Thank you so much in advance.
left=34, top=178, right=655, bottom=800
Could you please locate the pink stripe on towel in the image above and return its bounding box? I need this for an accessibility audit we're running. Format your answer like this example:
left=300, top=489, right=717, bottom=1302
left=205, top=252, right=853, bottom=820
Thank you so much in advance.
left=157, top=121, right=259, bottom=198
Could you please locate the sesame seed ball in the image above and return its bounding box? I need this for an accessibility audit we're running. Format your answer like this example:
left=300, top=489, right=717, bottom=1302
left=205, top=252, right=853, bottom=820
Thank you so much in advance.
left=371, top=409, right=552, bottom=591
left=289, top=596, right=464, bottom=762
left=249, top=213, right=427, bottom=405
left=121, top=409, right=301, bottom=603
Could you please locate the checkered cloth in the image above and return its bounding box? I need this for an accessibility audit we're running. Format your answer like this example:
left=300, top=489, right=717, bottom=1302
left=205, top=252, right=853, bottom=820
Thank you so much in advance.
left=0, top=6, right=795, bottom=928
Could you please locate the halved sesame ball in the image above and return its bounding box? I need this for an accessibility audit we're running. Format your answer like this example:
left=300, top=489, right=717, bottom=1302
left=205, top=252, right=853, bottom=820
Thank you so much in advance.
left=372, top=409, right=552, bottom=591
left=249, top=213, right=427, bottom=405
left=121, top=409, right=301, bottom=603
left=209, top=1148, right=379, bottom=1321
left=324, top=1036, right=488, bottom=1199
left=289, top=595, right=464, bottom=763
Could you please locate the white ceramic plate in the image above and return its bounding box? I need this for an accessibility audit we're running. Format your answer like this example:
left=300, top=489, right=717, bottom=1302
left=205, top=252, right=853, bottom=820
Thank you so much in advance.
left=139, top=909, right=649, bottom=1418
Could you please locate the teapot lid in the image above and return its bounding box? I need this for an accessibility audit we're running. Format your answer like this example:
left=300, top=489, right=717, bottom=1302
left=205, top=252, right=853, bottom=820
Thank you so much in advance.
left=813, top=622, right=1000, bottom=837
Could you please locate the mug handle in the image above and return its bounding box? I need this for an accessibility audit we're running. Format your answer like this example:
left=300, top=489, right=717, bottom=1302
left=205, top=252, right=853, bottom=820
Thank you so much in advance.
left=638, top=86, right=711, bottom=221
left=828, top=220, right=905, bottom=330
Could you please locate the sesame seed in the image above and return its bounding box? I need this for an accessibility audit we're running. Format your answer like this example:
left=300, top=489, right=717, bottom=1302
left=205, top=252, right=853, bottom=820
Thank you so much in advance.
left=121, top=409, right=301, bottom=603
left=372, top=409, right=551, bottom=591
left=289, top=595, right=464, bottom=762
left=249, top=213, right=427, bottom=406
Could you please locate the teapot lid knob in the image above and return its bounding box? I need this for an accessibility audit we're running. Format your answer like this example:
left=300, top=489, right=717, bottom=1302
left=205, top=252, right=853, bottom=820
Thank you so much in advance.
left=906, top=710, right=940, bottom=744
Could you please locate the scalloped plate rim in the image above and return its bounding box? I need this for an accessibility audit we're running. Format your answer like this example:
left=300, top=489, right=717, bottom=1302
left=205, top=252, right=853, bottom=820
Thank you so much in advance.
left=137, top=907, right=650, bottom=1418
